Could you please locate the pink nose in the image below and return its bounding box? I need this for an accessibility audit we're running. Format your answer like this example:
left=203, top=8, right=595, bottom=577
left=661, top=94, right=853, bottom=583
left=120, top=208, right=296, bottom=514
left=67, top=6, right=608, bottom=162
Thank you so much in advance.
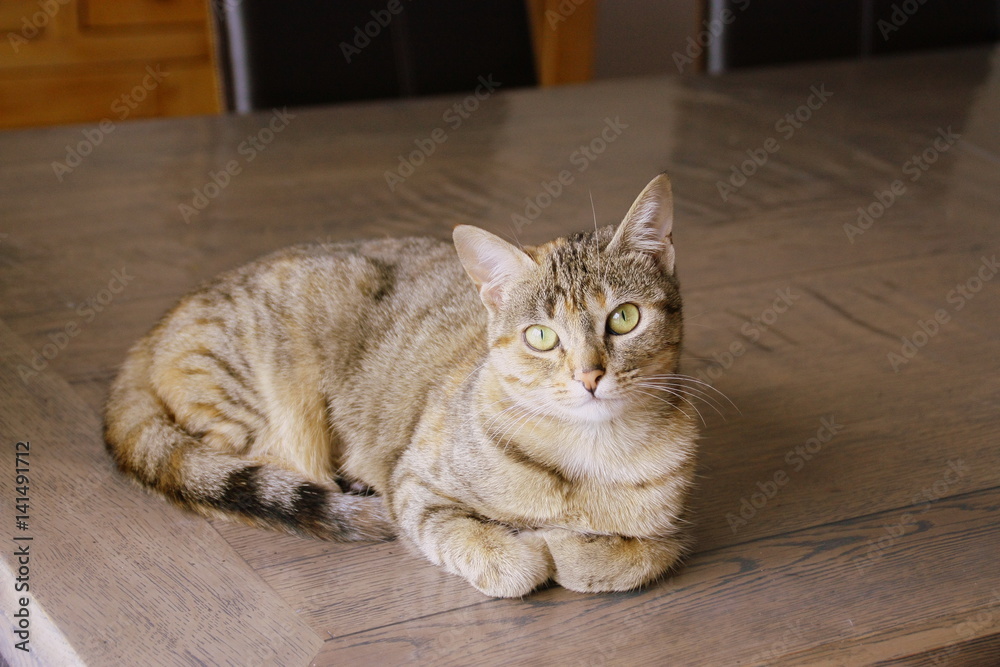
left=575, top=368, right=605, bottom=394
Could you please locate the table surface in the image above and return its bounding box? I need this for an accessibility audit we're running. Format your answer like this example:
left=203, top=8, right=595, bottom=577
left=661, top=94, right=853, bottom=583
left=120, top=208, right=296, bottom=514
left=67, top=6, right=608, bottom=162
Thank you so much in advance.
left=1, top=46, right=999, bottom=666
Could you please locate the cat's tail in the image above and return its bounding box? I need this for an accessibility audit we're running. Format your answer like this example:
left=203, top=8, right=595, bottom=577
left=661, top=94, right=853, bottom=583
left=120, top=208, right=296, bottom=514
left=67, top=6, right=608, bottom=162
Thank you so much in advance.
left=103, top=344, right=394, bottom=542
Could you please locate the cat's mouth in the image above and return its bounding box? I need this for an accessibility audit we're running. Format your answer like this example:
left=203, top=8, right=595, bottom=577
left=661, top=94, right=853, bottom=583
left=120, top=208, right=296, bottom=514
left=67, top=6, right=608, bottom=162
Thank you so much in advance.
left=563, top=392, right=625, bottom=422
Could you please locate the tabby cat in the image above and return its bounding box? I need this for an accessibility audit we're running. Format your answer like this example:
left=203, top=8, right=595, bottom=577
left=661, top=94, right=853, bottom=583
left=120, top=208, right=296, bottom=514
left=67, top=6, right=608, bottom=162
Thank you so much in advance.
left=104, top=174, right=698, bottom=597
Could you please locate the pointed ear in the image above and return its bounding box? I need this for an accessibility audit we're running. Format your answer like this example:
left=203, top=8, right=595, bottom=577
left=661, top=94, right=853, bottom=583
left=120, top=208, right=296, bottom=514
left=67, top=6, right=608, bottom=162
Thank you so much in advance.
left=453, top=225, right=536, bottom=309
left=608, top=173, right=675, bottom=272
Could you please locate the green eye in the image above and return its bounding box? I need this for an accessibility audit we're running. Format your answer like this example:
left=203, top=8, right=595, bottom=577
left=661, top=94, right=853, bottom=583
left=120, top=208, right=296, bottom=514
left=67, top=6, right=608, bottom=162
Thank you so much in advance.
left=608, top=303, right=640, bottom=335
left=524, top=325, right=559, bottom=351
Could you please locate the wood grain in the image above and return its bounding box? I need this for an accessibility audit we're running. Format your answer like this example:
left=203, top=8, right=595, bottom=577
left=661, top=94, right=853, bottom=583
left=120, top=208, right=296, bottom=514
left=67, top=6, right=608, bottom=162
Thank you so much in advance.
left=0, top=0, right=219, bottom=129
left=0, top=46, right=998, bottom=665
left=316, top=489, right=1000, bottom=665
left=83, top=0, right=209, bottom=27
left=527, top=0, right=597, bottom=85
left=0, top=321, right=323, bottom=666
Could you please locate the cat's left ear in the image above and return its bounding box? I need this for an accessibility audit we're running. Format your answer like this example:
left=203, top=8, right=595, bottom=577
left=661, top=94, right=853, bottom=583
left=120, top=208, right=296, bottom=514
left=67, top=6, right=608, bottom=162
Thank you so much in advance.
left=453, top=225, right=536, bottom=310
left=608, top=173, right=675, bottom=273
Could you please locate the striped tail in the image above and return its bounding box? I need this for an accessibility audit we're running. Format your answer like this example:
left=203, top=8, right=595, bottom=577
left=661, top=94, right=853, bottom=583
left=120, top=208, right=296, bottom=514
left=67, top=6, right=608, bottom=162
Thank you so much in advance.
left=103, top=347, right=394, bottom=542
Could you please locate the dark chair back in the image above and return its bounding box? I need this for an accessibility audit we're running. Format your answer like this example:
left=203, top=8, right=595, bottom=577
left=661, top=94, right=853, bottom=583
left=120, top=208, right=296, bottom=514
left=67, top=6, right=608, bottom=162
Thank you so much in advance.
left=212, top=0, right=537, bottom=112
left=707, top=0, right=1000, bottom=72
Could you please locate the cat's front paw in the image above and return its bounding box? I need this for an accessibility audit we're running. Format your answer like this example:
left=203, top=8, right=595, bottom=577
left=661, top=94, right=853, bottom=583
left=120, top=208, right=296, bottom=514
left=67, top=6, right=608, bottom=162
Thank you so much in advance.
left=453, top=527, right=554, bottom=598
left=542, top=529, right=685, bottom=593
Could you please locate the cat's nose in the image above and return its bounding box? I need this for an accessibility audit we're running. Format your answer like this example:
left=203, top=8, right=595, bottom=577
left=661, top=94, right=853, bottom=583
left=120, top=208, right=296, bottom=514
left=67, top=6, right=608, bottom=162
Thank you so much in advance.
left=575, top=368, right=605, bottom=394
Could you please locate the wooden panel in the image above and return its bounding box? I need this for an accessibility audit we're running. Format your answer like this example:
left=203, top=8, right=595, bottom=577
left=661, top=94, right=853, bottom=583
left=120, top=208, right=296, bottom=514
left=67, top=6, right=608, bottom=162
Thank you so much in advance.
left=0, top=2, right=49, bottom=33
left=0, top=2, right=210, bottom=70
left=0, top=62, right=218, bottom=129
left=0, top=0, right=219, bottom=128
left=527, top=0, right=597, bottom=85
left=0, top=61, right=219, bottom=129
left=160, top=59, right=219, bottom=116
left=0, top=68, right=158, bottom=126
left=0, top=32, right=212, bottom=69
left=83, top=0, right=208, bottom=27
left=0, top=320, right=323, bottom=666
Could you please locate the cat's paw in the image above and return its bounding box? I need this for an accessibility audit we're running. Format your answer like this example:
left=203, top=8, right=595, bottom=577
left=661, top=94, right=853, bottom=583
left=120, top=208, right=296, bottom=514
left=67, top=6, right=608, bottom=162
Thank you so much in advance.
left=542, top=529, right=684, bottom=593
left=453, top=527, right=554, bottom=598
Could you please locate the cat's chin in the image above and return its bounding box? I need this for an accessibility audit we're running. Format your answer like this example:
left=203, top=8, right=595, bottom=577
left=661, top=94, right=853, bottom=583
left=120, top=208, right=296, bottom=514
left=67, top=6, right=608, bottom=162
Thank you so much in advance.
left=556, top=396, right=625, bottom=423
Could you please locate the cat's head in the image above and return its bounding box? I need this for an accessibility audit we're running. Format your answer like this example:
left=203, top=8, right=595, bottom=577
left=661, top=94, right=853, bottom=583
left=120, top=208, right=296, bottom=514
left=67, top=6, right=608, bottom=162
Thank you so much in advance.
left=454, top=174, right=683, bottom=422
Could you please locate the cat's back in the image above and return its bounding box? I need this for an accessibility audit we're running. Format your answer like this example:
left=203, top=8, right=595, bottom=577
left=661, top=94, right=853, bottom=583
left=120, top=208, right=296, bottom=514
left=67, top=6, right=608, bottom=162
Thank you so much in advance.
left=240, top=234, right=486, bottom=372
left=143, top=233, right=482, bottom=412
left=304, top=234, right=486, bottom=380
left=332, top=234, right=476, bottom=309
left=239, top=235, right=464, bottom=295
left=302, top=235, right=484, bottom=336
left=205, top=235, right=477, bottom=329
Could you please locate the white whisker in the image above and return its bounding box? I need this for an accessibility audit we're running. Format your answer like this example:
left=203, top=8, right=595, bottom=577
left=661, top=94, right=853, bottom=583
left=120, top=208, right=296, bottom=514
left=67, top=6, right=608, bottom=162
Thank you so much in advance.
left=589, top=189, right=603, bottom=285
left=641, top=373, right=740, bottom=414
left=635, top=382, right=725, bottom=418
left=635, top=383, right=721, bottom=422
left=634, top=380, right=727, bottom=416
left=630, top=388, right=698, bottom=424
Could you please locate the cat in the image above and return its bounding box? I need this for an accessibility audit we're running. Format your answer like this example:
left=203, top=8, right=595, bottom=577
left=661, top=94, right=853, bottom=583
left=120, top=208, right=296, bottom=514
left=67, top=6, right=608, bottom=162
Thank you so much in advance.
left=104, top=174, right=698, bottom=598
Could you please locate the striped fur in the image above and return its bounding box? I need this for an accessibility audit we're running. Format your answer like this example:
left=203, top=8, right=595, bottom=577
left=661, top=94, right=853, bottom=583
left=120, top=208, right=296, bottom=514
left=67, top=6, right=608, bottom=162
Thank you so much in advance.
left=104, top=174, right=699, bottom=597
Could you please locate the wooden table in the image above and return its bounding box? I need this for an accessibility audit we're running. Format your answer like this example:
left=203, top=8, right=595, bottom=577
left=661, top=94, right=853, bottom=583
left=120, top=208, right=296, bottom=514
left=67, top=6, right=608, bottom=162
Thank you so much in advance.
left=2, top=46, right=998, bottom=666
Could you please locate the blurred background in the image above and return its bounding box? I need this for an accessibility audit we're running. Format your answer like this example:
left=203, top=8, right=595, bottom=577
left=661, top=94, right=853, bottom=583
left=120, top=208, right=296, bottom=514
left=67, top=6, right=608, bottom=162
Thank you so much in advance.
left=1, top=0, right=998, bottom=130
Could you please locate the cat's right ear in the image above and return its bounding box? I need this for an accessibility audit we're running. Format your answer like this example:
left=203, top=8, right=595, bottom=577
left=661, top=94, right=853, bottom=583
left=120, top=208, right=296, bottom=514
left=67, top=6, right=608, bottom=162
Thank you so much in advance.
left=453, top=225, right=536, bottom=310
left=608, top=173, right=676, bottom=273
